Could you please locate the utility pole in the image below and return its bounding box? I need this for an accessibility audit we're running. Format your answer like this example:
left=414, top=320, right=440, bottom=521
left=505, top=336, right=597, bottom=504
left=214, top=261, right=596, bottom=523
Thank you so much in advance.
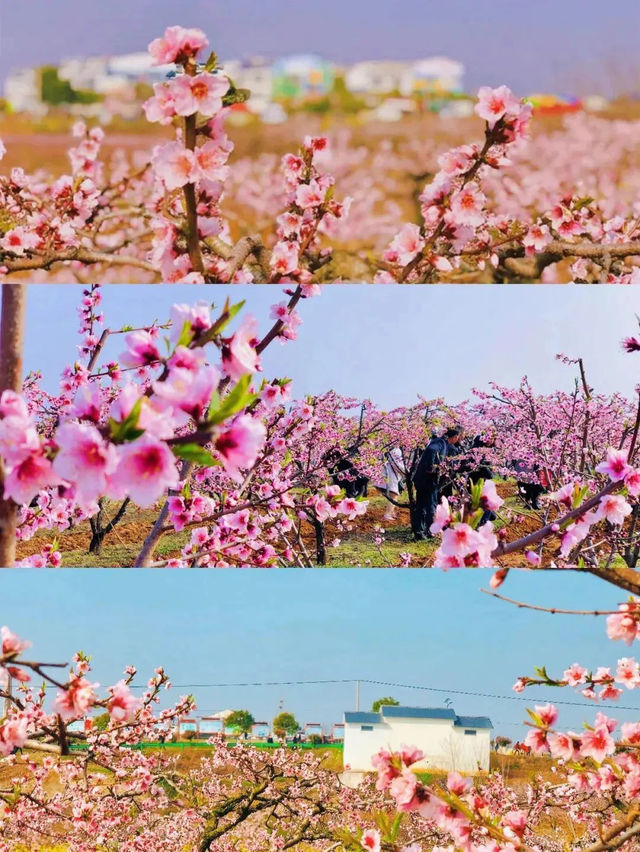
left=355, top=680, right=360, bottom=711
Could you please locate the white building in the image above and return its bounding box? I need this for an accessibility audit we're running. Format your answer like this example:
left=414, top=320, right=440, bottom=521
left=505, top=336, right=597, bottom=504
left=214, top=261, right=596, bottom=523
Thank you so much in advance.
left=4, top=68, right=43, bottom=113
left=58, top=52, right=172, bottom=94
left=400, top=58, right=465, bottom=97
left=343, top=706, right=492, bottom=774
left=344, top=60, right=411, bottom=95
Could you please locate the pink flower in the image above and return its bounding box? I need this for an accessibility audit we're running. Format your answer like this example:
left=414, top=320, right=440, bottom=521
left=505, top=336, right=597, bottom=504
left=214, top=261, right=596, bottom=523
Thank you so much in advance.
left=475, top=85, right=521, bottom=128
left=548, top=732, right=577, bottom=761
left=0, top=226, right=40, bottom=256
left=107, top=680, right=141, bottom=722
left=221, top=316, right=261, bottom=380
left=295, top=180, right=325, bottom=209
left=3, top=451, right=59, bottom=505
left=195, top=139, right=230, bottom=182
left=383, top=223, right=424, bottom=266
left=594, top=494, right=632, bottom=526
left=1, top=627, right=30, bottom=657
left=53, top=422, right=118, bottom=504
left=480, top=479, right=503, bottom=512
left=580, top=726, right=615, bottom=763
left=143, top=83, right=177, bottom=125
left=120, top=330, right=162, bottom=368
left=615, top=657, right=640, bottom=689
left=152, top=142, right=198, bottom=190
left=535, top=703, right=558, bottom=727
left=524, top=728, right=549, bottom=755
left=526, top=550, right=541, bottom=566
left=270, top=241, right=300, bottom=276
left=624, top=468, right=640, bottom=497
left=148, top=26, right=208, bottom=66
left=563, top=663, right=587, bottom=687
left=440, top=524, right=480, bottom=558
left=606, top=607, right=638, bottom=645
left=400, top=744, right=424, bottom=766
left=389, top=770, right=419, bottom=810
left=110, top=436, right=179, bottom=508
left=429, top=497, right=451, bottom=534
left=153, top=365, right=220, bottom=422
left=361, top=829, right=381, bottom=852
left=523, top=222, right=552, bottom=255
left=502, top=810, right=527, bottom=838
left=215, top=415, right=266, bottom=481
left=336, top=497, right=368, bottom=520
left=170, top=301, right=212, bottom=342
left=595, top=447, right=631, bottom=482
left=0, top=717, right=29, bottom=756
left=169, top=72, right=229, bottom=117
left=447, top=770, right=471, bottom=795
left=437, top=144, right=476, bottom=175
left=449, top=184, right=486, bottom=227
left=621, top=722, right=640, bottom=744
left=53, top=675, right=98, bottom=720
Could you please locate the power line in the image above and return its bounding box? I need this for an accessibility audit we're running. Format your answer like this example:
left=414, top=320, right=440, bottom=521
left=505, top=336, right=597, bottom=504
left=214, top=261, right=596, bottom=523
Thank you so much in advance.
left=129, top=677, right=640, bottom=712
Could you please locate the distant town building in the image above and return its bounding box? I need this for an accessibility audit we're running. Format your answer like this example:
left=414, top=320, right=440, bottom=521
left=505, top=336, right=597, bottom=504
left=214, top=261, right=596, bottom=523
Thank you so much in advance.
left=343, top=706, right=492, bottom=774
left=58, top=52, right=172, bottom=94
left=3, top=51, right=467, bottom=121
left=331, top=723, right=345, bottom=742
left=344, top=60, right=410, bottom=95
left=400, top=58, right=465, bottom=97
left=251, top=721, right=271, bottom=738
left=222, top=57, right=273, bottom=113
left=198, top=716, right=225, bottom=736
left=3, top=68, right=43, bottom=113
left=272, top=54, right=334, bottom=100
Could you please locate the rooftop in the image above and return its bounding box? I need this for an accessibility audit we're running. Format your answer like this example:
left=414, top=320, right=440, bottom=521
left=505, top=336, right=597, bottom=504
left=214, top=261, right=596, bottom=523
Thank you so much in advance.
left=344, top=706, right=492, bottom=728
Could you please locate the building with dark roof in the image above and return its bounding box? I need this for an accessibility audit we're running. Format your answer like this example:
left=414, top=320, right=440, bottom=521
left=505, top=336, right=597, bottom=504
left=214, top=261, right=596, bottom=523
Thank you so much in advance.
left=343, top=706, right=492, bottom=773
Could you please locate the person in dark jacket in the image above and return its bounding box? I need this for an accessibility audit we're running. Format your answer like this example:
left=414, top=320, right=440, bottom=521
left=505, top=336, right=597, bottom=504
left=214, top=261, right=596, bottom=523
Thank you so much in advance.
left=326, top=447, right=369, bottom=498
left=512, top=459, right=547, bottom=509
left=411, top=427, right=462, bottom=541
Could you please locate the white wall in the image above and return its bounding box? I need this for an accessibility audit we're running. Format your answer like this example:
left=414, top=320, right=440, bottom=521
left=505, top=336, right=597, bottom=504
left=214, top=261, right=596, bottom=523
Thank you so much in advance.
left=344, top=717, right=490, bottom=774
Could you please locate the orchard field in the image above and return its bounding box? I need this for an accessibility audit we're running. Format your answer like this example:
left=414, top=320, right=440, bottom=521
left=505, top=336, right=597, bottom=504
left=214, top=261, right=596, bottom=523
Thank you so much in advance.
left=1, top=24, right=640, bottom=283
left=12, top=479, right=552, bottom=569
left=2, top=587, right=640, bottom=852
left=2, top=281, right=640, bottom=580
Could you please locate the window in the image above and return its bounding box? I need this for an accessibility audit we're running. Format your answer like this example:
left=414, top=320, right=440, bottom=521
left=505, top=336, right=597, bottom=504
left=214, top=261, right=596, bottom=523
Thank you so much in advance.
left=464, top=729, right=477, bottom=736
left=361, top=725, right=374, bottom=731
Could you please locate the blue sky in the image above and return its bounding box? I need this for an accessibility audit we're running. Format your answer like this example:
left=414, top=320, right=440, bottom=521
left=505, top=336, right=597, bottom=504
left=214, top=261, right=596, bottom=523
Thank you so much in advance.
left=2, top=568, right=638, bottom=736
left=1, top=0, right=637, bottom=95
left=23, top=285, right=640, bottom=409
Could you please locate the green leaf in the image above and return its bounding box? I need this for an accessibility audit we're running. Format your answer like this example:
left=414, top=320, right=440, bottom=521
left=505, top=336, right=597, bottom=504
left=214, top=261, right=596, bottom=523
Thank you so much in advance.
left=203, top=51, right=218, bottom=73
left=109, top=397, right=144, bottom=443
left=222, top=86, right=251, bottom=106
left=208, top=374, right=257, bottom=426
left=573, top=196, right=595, bottom=211
left=172, top=443, right=221, bottom=468
left=176, top=319, right=195, bottom=348
left=198, top=299, right=247, bottom=345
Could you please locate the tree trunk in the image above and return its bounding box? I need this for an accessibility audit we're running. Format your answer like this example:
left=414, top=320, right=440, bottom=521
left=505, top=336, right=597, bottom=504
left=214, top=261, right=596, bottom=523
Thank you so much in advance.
left=0, top=284, right=27, bottom=567
left=312, top=518, right=326, bottom=566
